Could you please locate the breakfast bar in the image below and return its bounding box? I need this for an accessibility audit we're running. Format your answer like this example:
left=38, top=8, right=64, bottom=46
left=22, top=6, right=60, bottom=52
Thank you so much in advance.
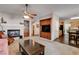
left=68, top=29, right=79, bottom=45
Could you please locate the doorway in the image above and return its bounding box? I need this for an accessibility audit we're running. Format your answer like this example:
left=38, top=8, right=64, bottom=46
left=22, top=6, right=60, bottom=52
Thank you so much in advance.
left=56, top=20, right=64, bottom=43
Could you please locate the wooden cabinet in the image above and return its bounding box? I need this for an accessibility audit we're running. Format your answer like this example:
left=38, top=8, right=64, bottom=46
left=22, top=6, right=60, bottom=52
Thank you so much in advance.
left=40, top=18, right=51, bottom=40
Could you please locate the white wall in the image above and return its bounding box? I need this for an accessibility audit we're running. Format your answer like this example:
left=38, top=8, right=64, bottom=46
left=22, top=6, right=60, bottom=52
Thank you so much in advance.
left=33, top=21, right=40, bottom=36
left=64, top=20, right=70, bottom=35
left=51, top=14, right=59, bottom=40
left=0, top=13, right=24, bottom=36
left=64, top=19, right=70, bottom=44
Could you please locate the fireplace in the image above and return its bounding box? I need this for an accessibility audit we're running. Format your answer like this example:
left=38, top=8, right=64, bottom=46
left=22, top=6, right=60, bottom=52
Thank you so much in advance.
left=7, top=29, right=20, bottom=37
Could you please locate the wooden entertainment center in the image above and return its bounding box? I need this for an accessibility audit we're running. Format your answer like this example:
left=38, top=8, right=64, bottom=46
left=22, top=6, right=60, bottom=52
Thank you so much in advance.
left=40, top=18, right=51, bottom=40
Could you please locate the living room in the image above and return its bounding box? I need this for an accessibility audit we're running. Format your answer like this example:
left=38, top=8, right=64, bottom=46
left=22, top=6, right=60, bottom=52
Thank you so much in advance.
left=0, top=4, right=79, bottom=55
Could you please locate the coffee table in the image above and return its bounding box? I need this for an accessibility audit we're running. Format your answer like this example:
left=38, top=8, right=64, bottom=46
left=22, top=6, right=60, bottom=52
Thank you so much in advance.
left=19, top=39, right=45, bottom=55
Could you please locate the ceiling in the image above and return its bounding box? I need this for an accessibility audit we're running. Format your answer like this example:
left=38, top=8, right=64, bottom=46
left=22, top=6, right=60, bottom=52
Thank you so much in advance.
left=0, top=4, right=25, bottom=17
left=0, top=4, right=79, bottom=20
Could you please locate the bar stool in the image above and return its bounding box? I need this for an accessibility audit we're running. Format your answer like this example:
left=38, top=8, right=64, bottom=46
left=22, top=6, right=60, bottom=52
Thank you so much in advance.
left=69, top=33, right=77, bottom=45
left=76, top=31, right=79, bottom=45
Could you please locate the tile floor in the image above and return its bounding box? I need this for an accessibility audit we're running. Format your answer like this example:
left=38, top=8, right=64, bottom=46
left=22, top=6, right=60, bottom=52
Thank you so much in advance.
left=9, top=36, right=79, bottom=55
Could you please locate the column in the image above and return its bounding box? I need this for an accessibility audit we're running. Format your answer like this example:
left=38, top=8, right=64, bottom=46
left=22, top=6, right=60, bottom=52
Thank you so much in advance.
left=51, top=14, right=59, bottom=41
left=29, top=20, right=32, bottom=39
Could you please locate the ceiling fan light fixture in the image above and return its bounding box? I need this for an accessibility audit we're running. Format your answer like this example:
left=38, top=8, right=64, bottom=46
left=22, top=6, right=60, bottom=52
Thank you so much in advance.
left=24, top=15, right=30, bottom=19
left=24, top=4, right=37, bottom=19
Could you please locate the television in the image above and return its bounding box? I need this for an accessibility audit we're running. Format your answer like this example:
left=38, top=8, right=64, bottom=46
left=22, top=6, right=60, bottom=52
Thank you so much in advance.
left=7, top=30, right=20, bottom=37
left=42, top=25, right=50, bottom=32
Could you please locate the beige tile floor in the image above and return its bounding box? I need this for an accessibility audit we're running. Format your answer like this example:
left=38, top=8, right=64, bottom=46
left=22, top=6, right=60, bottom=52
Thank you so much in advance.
left=8, top=39, right=20, bottom=55
left=8, top=36, right=79, bottom=55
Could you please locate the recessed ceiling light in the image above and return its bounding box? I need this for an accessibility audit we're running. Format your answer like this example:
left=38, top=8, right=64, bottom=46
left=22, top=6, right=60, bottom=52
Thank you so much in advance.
left=70, top=17, right=79, bottom=19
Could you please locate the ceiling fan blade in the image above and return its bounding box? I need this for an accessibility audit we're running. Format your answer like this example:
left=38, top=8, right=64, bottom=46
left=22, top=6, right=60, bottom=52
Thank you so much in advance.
left=24, top=10, right=37, bottom=16
left=24, top=13, right=34, bottom=19
left=24, top=4, right=37, bottom=18
left=29, top=16, right=34, bottom=19
left=31, top=14, right=37, bottom=16
left=25, top=11, right=37, bottom=16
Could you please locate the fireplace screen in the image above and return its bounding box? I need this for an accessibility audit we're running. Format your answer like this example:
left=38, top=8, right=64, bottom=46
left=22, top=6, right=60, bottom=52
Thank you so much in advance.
left=7, top=30, right=20, bottom=37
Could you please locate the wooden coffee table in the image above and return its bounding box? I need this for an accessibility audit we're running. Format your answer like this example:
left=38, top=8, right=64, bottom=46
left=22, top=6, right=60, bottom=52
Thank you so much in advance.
left=19, top=39, right=45, bottom=55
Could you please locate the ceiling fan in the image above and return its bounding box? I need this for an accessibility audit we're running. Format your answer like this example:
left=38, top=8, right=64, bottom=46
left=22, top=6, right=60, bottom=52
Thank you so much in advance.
left=24, top=4, right=37, bottom=19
